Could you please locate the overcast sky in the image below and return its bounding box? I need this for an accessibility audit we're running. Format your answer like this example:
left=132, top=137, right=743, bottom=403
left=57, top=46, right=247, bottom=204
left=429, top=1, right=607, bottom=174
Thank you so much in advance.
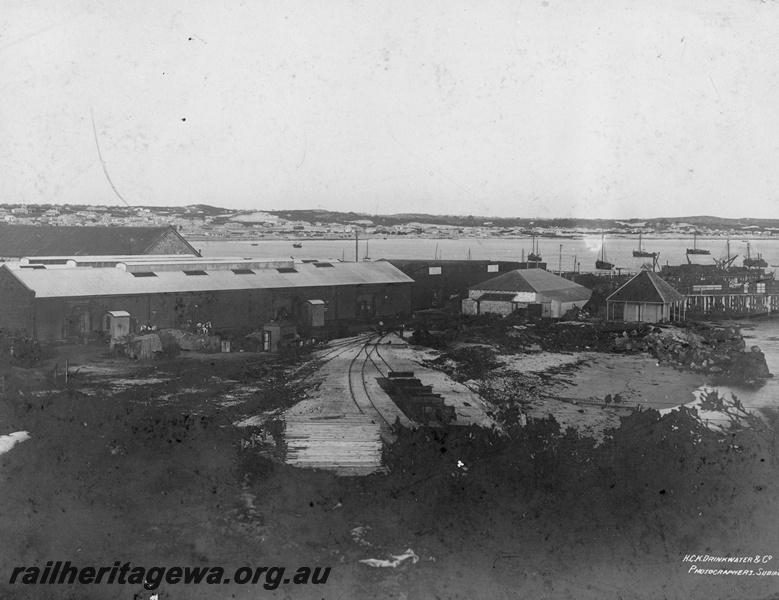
left=2, top=0, right=778, bottom=218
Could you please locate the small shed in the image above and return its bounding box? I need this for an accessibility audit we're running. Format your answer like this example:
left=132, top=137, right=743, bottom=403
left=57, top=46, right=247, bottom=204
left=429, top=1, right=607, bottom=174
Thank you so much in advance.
left=606, top=270, right=686, bottom=323
left=261, top=321, right=300, bottom=352
left=305, top=299, right=326, bottom=328
left=105, top=311, right=131, bottom=348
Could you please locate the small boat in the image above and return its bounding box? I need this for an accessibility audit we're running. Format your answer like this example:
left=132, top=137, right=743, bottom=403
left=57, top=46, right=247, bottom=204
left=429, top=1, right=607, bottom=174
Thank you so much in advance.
left=632, top=234, right=655, bottom=258
left=292, top=242, right=302, bottom=248
left=528, top=234, right=542, bottom=262
left=595, top=234, right=614, bottom=270
left=686, top=233, right=710, bottom=255
left=251, top=243, right=258, bottom=246
left=743, top=242, right=767, bottom=268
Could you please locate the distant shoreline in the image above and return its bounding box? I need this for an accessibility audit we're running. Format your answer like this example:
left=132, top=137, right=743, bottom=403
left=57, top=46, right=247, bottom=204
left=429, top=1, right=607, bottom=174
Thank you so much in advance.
left=186, top=233, right=761, bottom=243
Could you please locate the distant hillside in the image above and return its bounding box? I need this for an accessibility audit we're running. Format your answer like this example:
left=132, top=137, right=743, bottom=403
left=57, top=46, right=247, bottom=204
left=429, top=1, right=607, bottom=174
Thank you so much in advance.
left=264, top=210, right=779, bottom=231
left=2, top=202, right=779, bottom=232
left=266, top=209, right=629, bottom=229
left=644, top=216, right=779, bottom=229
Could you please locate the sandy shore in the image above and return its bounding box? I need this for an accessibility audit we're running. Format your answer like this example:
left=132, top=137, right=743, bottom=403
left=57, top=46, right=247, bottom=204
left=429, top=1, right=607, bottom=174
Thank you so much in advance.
left=484, top=350, right=710, bottom=443
left=551, top=353, right=708, bottom=410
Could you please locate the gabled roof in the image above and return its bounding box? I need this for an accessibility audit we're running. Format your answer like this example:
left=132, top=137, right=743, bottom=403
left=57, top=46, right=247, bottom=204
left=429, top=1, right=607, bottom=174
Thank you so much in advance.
left=535, top=287, right=593, bottom=303
left=471, top=268, right=592, bottom=303
left=607, top=270, right=686, bottom=304
left=471, top=268, right=583, bottom=293
left=2, top=260, right=413, bottom=298
left=0, top=225, right=198, bottom=257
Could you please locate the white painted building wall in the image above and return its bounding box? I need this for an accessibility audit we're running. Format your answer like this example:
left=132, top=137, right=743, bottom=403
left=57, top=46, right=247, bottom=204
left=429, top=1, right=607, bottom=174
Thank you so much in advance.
left=462, top=298, right=478, bottom=315
left=478, top=300, right=516, bottom=316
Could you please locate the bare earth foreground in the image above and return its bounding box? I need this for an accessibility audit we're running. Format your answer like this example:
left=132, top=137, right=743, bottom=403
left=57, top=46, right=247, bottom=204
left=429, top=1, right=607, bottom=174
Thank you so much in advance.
left=1, top=336, right=778, bottom=600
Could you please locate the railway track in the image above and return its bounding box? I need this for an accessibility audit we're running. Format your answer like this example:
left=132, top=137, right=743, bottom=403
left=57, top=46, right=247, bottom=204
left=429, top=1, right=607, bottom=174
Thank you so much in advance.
left=292, top=333, right=373, bottom=386
left=283, top=333, right=405, bottom=475
left=368, top=333, right=395, bottom=373
left=349, top=336, right=395, bottom=435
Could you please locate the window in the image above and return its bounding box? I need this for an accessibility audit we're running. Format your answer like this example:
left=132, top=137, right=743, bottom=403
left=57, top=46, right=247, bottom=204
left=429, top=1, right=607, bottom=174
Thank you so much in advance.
left=132, top=272, right=157, bottom=278
left=276, top=267, right=298, bottom=274
left=356, top=293, right=374, bottom=318
left=314, top=263, right=334, bottom=268
left=20, top=265, right=46, bottom=269
left=183, top=270, right=208, bottom=276
left=428, top=266, right=442, bottom=275
left=232, top=268, right=255, bottom=274
left=431, top=288, right=442, bottom=307
left=487, top=264, right=499, bottom=273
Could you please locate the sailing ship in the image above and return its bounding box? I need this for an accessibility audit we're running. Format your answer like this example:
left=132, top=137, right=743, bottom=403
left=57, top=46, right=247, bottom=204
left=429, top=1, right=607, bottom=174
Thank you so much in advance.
left=595, top=234, right=614, bottom=270
left=743, top=242, right=767, bottom=269
left=686, top=233, right=710, bottom=255
left=363, top=239, right=371, bottom=261
left=632, top=234, right=655, bottom=258
left=527, top=234, right=542, bottom=262
left=713, top=240, right=738, bottom=270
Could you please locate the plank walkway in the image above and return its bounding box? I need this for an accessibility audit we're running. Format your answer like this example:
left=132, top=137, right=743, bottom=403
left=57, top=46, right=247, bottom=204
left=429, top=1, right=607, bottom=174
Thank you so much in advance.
left=283, top=337, right=400, bottom=476
left=282, top=334, right=498, bottom=476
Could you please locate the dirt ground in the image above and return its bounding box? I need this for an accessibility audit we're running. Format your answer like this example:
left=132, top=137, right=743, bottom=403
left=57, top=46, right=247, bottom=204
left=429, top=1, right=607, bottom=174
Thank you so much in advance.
left=2, top=340, right=779, bottom=599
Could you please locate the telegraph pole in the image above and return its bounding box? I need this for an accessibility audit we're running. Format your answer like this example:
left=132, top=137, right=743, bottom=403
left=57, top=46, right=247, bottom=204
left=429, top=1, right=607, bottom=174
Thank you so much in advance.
left=355, top=230, right=359, bottom=262
left=558, top=244, right=563, bottom=275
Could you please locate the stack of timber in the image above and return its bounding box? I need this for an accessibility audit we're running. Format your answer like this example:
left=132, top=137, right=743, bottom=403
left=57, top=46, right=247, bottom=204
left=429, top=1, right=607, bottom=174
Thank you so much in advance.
left=378, top=371, right=457, bottom=426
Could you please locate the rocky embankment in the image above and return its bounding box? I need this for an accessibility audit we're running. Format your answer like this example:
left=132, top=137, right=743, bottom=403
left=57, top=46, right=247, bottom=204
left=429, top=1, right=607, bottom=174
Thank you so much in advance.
left=615, top=324, right=771, bottom=384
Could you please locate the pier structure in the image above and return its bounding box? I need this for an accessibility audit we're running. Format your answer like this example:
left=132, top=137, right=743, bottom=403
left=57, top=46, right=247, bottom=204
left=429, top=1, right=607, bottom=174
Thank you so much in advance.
left=684, top=288, right=779, bottom=317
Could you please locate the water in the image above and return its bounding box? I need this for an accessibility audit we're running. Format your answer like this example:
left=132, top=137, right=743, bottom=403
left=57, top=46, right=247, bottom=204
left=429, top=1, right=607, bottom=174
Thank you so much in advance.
left=714, top=318, right=779, bottom=415
left=196, top=235, right=779, bottom=275
left=654, top=318, right=779, bottom=425
left=198, top=236, right=779, bottom=417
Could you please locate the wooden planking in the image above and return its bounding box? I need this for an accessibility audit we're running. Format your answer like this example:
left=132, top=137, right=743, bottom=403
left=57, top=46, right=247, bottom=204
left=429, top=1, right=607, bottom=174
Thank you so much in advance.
left=285, top=410, right=384, bottom=474
left=282, top=336, right=414, bottom=476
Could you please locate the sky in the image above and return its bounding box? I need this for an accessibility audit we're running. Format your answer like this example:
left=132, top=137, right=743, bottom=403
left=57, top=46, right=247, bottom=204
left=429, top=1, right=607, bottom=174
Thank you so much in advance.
left=1, top=0, right=779, bottom=219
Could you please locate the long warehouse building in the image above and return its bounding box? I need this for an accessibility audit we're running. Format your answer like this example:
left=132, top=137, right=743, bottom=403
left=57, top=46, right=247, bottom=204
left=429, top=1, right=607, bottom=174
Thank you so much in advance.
left=0, top=256, right=413, bottom=341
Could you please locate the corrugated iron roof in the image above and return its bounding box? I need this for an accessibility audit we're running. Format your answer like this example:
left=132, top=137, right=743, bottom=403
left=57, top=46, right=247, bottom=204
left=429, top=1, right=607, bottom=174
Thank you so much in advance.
left=536, top=287, right=592, bottom=303
left=607, top=270, right=686, bottom=304
left=21, top=254, right=188, bottom=265
left=470, top=268, right=592, bottom=302
left=0, top=225, right=198, bottom=257
left=471, top=269, right=581, bottom=292
left=3, top=260, right=413, bottom=298
left=470, top=271, right=535, bottom=293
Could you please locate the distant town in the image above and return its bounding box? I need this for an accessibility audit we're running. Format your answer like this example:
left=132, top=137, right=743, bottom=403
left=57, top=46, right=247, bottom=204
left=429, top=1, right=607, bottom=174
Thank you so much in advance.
left=1, top=201, right=777, bottom=600
left=1, top=203, right=779, bottom=239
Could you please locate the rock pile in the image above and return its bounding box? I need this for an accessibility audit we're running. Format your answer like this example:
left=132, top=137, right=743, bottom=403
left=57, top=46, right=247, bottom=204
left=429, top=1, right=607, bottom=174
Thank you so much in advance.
left=637, top=325, right=770, bottom=383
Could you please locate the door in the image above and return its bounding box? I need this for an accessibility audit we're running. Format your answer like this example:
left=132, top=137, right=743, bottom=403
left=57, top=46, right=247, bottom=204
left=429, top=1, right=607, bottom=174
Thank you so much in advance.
left=262, top=330, right=271, bottom=352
